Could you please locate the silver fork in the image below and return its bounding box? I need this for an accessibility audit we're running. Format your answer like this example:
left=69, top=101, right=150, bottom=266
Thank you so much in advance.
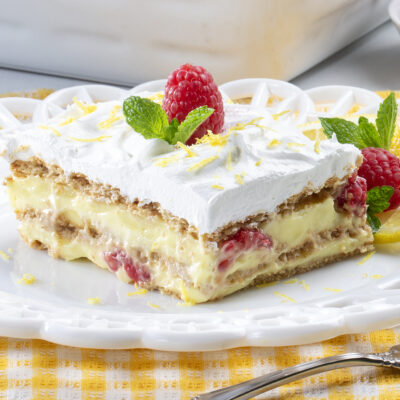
left=192, top=344, right=400, bottom=400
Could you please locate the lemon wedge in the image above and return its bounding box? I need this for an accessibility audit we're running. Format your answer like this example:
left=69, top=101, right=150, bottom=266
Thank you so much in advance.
left=374, top=209, right=400, bottom=244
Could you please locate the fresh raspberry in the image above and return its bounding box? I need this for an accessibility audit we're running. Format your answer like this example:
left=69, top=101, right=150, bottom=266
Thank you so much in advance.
left=162, top=63, right=224, bottom=145
left=336, top=174, right=367, bottom=215
left=104, top=249, right=150, bottom=283
left=218, top=229, right=273, bottom=271
left=358, top=147, right=400, bottom=210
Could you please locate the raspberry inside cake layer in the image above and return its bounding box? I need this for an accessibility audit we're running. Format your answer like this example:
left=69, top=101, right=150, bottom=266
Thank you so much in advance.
left=6, top=158, right=373, bottom=304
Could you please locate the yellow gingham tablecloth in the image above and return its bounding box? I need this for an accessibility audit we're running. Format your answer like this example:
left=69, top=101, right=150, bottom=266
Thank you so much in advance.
left=1, top=328, right=399, bottom=399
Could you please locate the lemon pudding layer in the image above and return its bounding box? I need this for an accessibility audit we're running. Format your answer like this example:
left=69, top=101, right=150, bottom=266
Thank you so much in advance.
left=0, top=94, right=373, bottom=303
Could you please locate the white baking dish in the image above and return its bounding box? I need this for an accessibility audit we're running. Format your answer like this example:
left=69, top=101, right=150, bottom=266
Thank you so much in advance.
left=0, top=0, right=390, bottom=85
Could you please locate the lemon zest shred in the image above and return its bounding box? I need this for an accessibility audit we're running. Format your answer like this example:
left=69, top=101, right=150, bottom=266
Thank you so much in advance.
left=314, top=137, right=321, bottom=154
left=268, top=139, right=281, bottom=148
left=287, top=142, right=306, bottom=152
left=371, top=274, right=384, bottom=280
left=7, top=248, right=13, bottom=254
left=69, top=135, right=111, bottom=142
left=273, top=291, right=296, bottom=303
left=73, top=96, right=97, bottom=115
left=39, top=124, right=62, bottom=137
left=177, top=141, right=197, bottom=157
left=155, top=154, right=181, bottom=168
left=235, top=173, right=244, bottom=185
left=324, top=287, right=342, bottom=293
left=127, top=288, right=148, bottom=296
left=357, top=251, right=375, bottom=265
left=188, top=155, right=218, bottom=172
left=211, top=184, right=224, bottom=190
left=255, top=159, right=262, bottom=166
left=147, top=92, right=164, bottom=104
left=287, top=142, right=306, bottom=148
left=196, top=130, right=230, bottom=147
left=58, top=116, right=76, bottom=127
left=147, top=302, right=161, bottom=310
left=299, top=280, right=310, bottom=291
left=17, top=273, right=35, bottom=285
left=230, top=117, right=264, bottom=131
left=272, top=110, right=290, bottom=120
left=284, top=278, right=298, bottom=284
left=0, top=250, right=10, bottom=261
left=179, top=280, right=195, bottom=306
left=87, top=297, right=101, bottom=305
left=98, top=105, right=122, bottom=129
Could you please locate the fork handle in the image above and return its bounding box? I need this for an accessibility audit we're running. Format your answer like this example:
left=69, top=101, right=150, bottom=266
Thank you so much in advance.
left=193, top=353, right=388, bottom=400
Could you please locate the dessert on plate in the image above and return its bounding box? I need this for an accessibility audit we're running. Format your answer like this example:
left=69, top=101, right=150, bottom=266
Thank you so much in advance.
left=3, top=64, right=394, bottom=305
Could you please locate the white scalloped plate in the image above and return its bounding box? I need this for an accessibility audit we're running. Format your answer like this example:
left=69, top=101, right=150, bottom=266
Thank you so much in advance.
left=1, top=82, right=399, bottom=351
left=1, top=196, right=400, bottom=351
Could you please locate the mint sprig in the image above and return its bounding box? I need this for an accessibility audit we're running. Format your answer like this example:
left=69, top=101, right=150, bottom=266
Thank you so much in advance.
left=320, top=92, right=398, bottom=150
left=320, top=93, right=398, bottom=233
left=366, top=185, right=394, bottom=233
left=123, top=96, right=214, bottom=145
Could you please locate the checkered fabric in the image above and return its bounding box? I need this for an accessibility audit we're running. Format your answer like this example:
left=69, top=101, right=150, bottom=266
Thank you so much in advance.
left=0, top=327, right=399, bottom=399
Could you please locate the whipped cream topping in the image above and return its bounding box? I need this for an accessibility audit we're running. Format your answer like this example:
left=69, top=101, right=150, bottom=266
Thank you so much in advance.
left=0, top=92, right=360, bottom=234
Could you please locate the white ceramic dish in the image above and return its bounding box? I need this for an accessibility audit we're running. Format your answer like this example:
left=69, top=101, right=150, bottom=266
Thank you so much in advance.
left=389, top=0, right=400, bottom=33
left=0, top=81, right=399, bottom=351
left=0, top=0, right=390, bottom=85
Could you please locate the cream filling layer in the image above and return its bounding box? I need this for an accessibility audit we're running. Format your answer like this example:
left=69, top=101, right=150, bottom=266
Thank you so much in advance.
left=17, top=218, right=371, bottom=303
left=262, top=197, right=349, bottom=247
left=17, top=221, right=211, bottom=303
left=7, top=176, right=217, bottom=286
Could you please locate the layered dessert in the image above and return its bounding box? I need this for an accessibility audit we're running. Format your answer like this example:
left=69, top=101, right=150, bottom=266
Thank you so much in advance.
left=0, top=65, right=374, bottom=304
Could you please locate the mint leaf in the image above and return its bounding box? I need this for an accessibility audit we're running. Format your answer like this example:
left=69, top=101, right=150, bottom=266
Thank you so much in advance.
left=123, top=96, right=169, bottom=140
left=163, top=118, right=179, bottom=144
left=175, top=106, right=214, bottom=144
left=376, top=92, right=398, bottom=149
left=365, top=185, right=394, bottom=233
left=320, top=118, right=363, bottom=148
left=358, top=116, right=383, bottom=148
left=367, top=212, right=381, bottom=233
left=366, top=185, right=394, bottom=214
